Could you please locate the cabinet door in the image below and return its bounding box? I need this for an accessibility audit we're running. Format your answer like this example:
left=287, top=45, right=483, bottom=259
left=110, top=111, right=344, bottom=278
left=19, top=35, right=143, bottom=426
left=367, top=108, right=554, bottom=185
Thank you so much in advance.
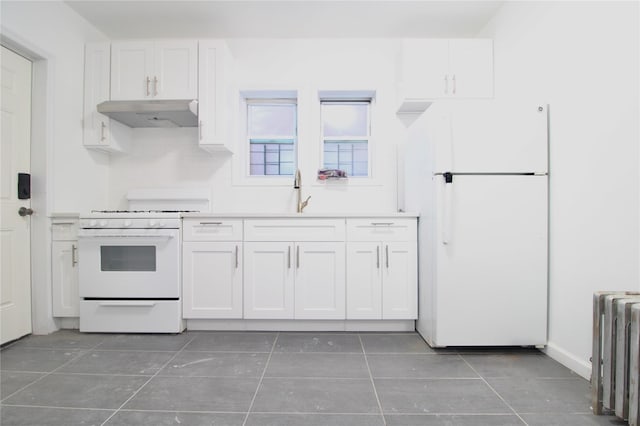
left=401, top=39, right=449, bottom=98
left=111, top=41, right=154, bottom=100
left=198, top=40, right=232, bottom=153
left=183, top=242, right=242, bottom=319
left=382, top=241, right=417, bottom=319
left=346, top=242, right=382, bottom=320
left=449, top=39, right=493, bottom=98
left=52, top=241, right=79, bottom=317
left=294, top=242, right=346, bottom=320
left=154, top=41, right=198, bottom=99
left=244, top=242, right=294, bottom=319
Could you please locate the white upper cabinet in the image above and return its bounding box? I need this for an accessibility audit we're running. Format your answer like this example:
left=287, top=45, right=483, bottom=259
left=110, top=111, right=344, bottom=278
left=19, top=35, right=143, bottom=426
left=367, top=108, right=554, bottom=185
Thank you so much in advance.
left=397, top=39, right=493, bottom=113
left=198, top=40, right=234, bottom=153
left=83, top=43, right=131, bottom=152
left=111, top=40, right=198, bottom=100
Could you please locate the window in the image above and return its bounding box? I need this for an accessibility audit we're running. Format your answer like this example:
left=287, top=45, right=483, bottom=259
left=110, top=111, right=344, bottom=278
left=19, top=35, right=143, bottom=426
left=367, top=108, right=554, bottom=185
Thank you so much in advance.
left=247, top=100, right=297, bottom=176
left=321, top=101, right=370, bottom=177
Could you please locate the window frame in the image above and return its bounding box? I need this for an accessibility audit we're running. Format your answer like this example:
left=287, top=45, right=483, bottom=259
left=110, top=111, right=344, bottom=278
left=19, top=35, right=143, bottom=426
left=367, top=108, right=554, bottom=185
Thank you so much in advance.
left=320, top=99, right=372, bottom=178
left=246, top=98, right=298, bottom=177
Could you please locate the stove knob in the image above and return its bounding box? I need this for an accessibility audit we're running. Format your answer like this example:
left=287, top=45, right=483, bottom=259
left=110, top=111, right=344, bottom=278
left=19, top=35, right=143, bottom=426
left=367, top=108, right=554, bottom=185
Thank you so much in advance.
left=99, top=220, right=108, bottom=227
left=123, top=220, right=132, bottom=227
left=149, top=219, right=157, bottom=228
left=157, top=220, right=165, bottom=228
left=89, top=220, right=97, bottom=227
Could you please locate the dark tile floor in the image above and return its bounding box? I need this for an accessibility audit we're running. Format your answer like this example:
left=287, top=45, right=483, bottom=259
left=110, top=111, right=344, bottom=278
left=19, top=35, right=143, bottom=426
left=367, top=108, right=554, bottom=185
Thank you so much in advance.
left=0, top=330, right=627, bottom=426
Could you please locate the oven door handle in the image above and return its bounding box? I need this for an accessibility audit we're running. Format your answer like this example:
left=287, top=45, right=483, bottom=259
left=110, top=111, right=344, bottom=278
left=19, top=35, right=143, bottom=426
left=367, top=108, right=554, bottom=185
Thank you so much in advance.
left=78, top=235, right=174, bottom=239
left=98, top=301, right=157, bottom=307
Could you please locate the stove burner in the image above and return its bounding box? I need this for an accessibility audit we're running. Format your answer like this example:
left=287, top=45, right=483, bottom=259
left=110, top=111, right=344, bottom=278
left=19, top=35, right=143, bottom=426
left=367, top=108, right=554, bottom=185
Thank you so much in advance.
left=91, top=210, right=199, bottom=213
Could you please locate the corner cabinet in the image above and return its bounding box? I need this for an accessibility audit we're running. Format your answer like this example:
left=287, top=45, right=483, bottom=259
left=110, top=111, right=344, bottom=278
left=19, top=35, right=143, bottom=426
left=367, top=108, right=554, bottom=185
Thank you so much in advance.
left=346, top=219, right=417, bottom=320
left=397, top=39, right=493, bottom=113
left=110, top=40, right=198, bottom=101
left=83, top=43, right=131, bottom=153
left=243, top=219, right=346, bottom=320
left=198, top=41, right=234, bottom=153
left=182, top=219, right=243, bottom=318
left=51, top=217, right=80, bottom=317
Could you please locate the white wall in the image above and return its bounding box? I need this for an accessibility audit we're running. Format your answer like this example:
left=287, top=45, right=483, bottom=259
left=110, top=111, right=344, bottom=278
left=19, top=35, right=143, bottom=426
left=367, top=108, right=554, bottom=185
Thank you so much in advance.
left=1, top=1, right=110, bottom=213
left=108, top=39, right=402, bottom=214
left=1, top=1, right=109, bottom=333
left=480, top=1, right=640, bottom=378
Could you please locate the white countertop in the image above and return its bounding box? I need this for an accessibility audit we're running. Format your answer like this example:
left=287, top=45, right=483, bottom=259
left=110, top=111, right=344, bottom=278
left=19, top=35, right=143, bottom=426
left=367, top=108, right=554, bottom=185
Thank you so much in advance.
left=181, top=212, right=419, bottom=219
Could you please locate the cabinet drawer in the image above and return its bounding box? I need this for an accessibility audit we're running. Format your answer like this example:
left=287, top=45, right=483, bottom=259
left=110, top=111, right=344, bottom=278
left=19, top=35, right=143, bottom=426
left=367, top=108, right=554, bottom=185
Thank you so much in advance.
left=79, top=300, right=183, bottom=333
left=183, top=219, right=243, bottom=241
left=52, top=221, right=79, bottom=241
left=244, top=219, right=345, bottom=242
left=346, top=219, right=417, bottom=242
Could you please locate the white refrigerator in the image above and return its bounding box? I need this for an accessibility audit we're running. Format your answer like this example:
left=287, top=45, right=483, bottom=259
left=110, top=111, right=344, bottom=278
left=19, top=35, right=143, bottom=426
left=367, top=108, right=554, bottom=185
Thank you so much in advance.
left=405, top=100, right=548, bottom=347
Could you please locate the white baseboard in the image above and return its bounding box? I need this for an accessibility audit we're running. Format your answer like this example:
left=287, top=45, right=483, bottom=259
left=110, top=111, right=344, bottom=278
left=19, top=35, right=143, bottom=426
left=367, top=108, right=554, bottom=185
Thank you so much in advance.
left=543, top=341, right=591, bottom=380
left=186, top=319, right=415, bottom=332
left=54, top=317, right=79, bottom=330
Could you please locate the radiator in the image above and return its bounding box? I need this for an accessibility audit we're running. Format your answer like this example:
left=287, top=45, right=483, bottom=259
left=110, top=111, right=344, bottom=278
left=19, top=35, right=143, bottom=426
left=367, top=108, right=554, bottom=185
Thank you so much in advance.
left=592, top=291, right=640, bottom=426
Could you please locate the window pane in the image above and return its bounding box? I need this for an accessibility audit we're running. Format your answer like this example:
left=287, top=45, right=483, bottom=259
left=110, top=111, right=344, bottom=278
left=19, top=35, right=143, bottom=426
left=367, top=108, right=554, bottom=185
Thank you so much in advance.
left=248, top=104, right=296, bottom=136
left=322, top=103, right=368, bottom=137
left=323, top=140, right=368, bottom=177
left=265, top=164, right=280, bottom=175
left=250, top=164, right=265, bottom=175
left=280, top=163, right=294, bottom=176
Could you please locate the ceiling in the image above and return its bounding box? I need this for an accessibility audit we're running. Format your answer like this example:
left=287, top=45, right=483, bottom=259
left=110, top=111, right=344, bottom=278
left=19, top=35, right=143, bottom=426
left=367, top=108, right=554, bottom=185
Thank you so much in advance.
left=64, top=0, right=504, bottom=39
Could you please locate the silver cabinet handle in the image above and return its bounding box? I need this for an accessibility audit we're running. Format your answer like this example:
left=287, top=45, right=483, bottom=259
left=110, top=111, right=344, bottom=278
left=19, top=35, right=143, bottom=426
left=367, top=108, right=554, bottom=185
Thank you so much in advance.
left=371, top=222, right=394, bottom=226
left=199, top=222, right=222, bottom=225
left=199, top=120, right=203, bottom=141
left=72, top=244, right=78, bottom=267
left=235, top=245, right=239, bottom=269
left=376, top=245, right=380, bottom=269
left=296, top=245, right=300, bottom=269
left=385, top=245, right=389, bottom=269
left=288, top=246, right=291, bottom=269
left=444, top=74, right=449, bottom=94
left=100, top=121, right=106, bottom=142
left=452, top=74, right=457, bottom=95
left=153, top=76, right=158, bottom=96
left=146, top=76, right=151, bottom=96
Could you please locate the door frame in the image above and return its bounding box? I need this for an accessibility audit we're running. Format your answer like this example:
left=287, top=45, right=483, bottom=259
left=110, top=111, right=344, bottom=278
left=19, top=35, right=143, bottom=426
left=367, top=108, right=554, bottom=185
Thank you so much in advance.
left=2, top=31, right=57, bottom=335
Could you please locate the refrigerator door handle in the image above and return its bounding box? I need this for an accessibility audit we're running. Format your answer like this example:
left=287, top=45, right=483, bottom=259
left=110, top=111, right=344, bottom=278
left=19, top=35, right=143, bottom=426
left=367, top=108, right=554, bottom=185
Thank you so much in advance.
left=442, top=173, right=453, bottom=245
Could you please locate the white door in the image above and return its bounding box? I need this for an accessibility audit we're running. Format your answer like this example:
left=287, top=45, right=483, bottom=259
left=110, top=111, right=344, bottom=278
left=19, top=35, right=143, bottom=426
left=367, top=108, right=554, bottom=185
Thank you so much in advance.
left=1, top=46, right=32, bottom=344
left=154, top=41, right=198, bottom=99
left=382, top=242, right=418, bottom=320
left=435, top=101, right=548, bottom=173
left=182, top=242, right=242, bottom=318
left=110, top=41, right=154, bottom=100
left=435, top=174, right=548, bottom=346
left=243, top=242, right=294, bottom=319
left=294, top=242, right=346, bottom=320
left=346, top=242, right=382, bottom=319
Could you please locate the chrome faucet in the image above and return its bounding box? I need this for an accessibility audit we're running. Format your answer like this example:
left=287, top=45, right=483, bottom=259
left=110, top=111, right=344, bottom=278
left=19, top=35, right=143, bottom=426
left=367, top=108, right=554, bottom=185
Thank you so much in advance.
left=294, top=169, right=311, bottom=213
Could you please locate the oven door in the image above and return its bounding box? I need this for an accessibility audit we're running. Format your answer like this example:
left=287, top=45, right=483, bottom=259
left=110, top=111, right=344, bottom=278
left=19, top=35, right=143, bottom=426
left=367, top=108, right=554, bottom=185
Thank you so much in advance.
left=78, top=228, right=180, bottom=298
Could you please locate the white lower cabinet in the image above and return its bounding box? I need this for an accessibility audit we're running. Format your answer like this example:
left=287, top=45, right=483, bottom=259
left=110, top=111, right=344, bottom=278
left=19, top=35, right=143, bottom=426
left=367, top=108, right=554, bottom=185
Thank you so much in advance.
left=182, top=242, right=242, bottom=318
left=52, top=241, right=79, bottom=317
left=243, top=241, right=346, bottom=320
left=51, top=218, right=79, bottom=317
left=182, top=219, right=243, bottom=319
left=294, top=242, right=346, bottom=320
left=183, top=217, right=416, bottom=323
left=346, top=219, right=418, bottom=320
left=243, top=242, right=294, bottom=319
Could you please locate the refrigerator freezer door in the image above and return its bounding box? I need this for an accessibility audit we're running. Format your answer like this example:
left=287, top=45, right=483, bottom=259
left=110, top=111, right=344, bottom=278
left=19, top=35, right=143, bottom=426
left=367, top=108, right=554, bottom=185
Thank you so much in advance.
left=433, top=174, right=548, bottom=346
left=434, top=101, right=548, bottom=174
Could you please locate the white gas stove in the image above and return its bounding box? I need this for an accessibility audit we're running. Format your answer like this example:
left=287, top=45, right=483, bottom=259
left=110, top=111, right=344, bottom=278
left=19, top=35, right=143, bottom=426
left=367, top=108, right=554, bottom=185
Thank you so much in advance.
left=77, top=190, right=210, bottom=333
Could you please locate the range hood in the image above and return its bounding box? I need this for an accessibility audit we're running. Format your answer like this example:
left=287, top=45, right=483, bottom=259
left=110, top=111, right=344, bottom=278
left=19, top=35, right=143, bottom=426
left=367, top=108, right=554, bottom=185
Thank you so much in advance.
left=97, top=99, right=198, bottom=128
